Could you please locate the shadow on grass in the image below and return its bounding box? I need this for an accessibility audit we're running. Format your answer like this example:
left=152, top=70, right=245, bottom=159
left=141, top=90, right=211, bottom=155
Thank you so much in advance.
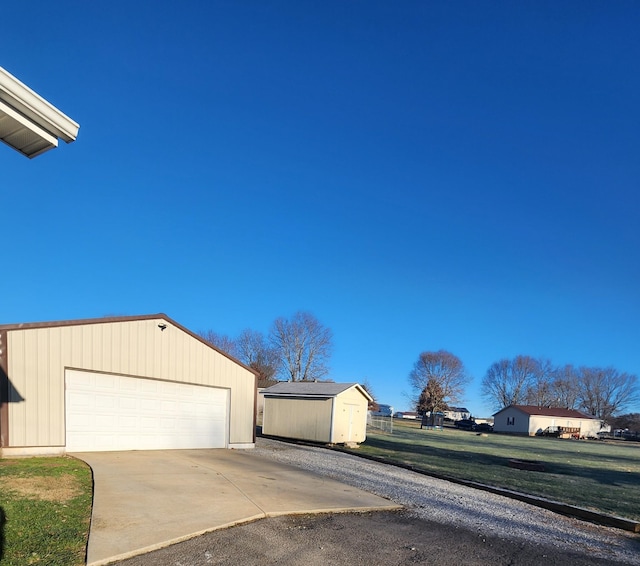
left=0, top=507, right=5, bottom=561
left=364, top=435, right=640, bottom=488
left=363, top=435, right=508, bottom=469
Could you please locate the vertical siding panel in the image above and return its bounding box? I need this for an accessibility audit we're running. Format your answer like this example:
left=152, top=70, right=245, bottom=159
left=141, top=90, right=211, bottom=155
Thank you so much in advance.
left=175, top=328, right=184, bottom=381
left=161, top=322, right=170, bottom=380
left=104, top=323, right=114, bottom=372
left=148, top=322, right=157, bottom=377
left=24, top=331, right=39, bottom=446
left=36, top=330, right=49, bottom=445
left=120, top=322, right=129, bottom=375
left=130, top=321, right=139, bottom=375
left=70, top=326, right=81, bottom=368
left=8, top=332, right=24, bottom=446
left=92, top=324, right=102, bottom=370
left=49, top=328, right=63, bottom=445
left=82, top=326, right=92, bottom=369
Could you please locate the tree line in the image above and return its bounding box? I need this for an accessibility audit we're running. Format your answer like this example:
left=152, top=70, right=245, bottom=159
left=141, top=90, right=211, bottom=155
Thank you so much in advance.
left=409, top=350, right=639, bottom=424
left=200, top=309, right=638, bottom=425
left=199, top=311, right=332, bottom=387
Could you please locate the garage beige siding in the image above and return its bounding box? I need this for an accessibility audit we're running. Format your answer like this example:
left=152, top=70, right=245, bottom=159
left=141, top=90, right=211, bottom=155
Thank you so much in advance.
left=6, top=317, right=255, bottom=448
left=263, top=397, right=333, bottom=442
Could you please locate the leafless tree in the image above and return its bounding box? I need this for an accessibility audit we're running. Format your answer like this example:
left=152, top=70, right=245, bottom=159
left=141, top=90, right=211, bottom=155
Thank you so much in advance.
left=236, top=329, right=279, bottom=387
left=481, top=355, right=539, bottom=410
left=198, top=330, right=238, bottom=358
left=577, top=367, right=638, bottom=423
left=269, top=311, right=333, bottom=382
left=551, top=364, right=582, bottom=409
left=524, top=358, right=556, bottom=407
left=408, top=350, right=469, bottom=410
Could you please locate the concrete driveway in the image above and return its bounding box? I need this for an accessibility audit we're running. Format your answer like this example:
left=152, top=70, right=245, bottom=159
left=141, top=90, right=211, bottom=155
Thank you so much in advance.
left=73, top=449, right=400, bottom=566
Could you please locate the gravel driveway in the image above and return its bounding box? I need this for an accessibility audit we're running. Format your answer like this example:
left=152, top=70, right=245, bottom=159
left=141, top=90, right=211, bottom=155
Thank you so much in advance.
left=115, top=437, right=640, bottom=565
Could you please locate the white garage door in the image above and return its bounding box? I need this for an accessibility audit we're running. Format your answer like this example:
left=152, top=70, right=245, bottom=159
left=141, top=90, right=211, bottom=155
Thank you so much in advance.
left=65, top=369, right=228, bottom=452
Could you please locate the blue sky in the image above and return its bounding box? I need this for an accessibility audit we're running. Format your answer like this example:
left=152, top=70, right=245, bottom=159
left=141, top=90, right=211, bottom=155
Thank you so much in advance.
left=3, top=1, right=639, bottom=416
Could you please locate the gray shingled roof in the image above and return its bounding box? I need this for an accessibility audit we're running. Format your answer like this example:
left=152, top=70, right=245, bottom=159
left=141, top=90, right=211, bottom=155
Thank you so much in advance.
left=262, top=381, right=370, bottom=399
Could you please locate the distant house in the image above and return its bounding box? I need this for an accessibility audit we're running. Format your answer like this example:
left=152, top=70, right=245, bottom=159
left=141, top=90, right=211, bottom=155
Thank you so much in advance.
left=371, top=404, right=394, bottom=417
left=395, top=411, right=419, bottom=419
left=493, top=405, right=602, bottom=438
left=443, top=407, right=471, bottom=421
left=261, top=382, right=372, bottom=445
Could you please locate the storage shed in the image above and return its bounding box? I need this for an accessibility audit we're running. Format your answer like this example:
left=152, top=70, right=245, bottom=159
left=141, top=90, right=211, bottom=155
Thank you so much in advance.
left=0, top=314, right=258, bottom=456
left=261, top=382, right=372, bottom=444
left=493, top=405, right=602, bottom=438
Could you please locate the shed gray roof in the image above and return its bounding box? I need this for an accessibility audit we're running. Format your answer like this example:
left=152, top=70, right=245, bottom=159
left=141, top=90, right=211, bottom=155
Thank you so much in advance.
left=262, top=381, right=372, bottom=401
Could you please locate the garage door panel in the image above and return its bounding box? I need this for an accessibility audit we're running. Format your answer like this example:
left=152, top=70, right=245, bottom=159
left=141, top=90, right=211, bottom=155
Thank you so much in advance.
left=65, top=369, right=228, bottom=452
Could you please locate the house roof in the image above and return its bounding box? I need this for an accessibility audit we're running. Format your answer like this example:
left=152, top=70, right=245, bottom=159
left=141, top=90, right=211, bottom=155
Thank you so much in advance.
left=0, top=66, right=79, bottom=158
left=262, top=381, right=373, bottom=401
left=0, top=313, right=258, bottom=377
left=494, top=405, right=597, bottom=420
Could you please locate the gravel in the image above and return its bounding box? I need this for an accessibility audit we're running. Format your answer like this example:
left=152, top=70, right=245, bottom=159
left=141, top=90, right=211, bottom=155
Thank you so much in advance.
left=253, top=437, right=640, bottom=564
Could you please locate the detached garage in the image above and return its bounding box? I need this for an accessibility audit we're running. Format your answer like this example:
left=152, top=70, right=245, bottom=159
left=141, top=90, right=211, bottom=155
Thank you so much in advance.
left=493, top=405, right=602, bottom=438
left=262, top=382, right=372, bottom=445
left=0, top=314, right=258, bottom=456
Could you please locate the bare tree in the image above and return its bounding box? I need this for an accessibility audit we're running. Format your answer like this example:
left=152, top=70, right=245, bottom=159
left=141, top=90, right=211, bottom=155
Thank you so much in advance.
left=408, top=350, right=469, bottom=410
left=524, top=358, right=556, bottom=407
left=551, top=364, right=581, bottom=409
left=236, top=329, right=279, bottom=387
left=481, top=355, right=539, bottom=410
left=577, top=367, right=638, bottom=423
left=269, top=311, right=333, bottom=382
left=198, top=330, right=237, bottom=358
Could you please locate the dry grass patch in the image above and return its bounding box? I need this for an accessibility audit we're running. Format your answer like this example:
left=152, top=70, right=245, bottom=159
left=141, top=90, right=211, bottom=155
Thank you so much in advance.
left=2, top=473, right=82, bottom=502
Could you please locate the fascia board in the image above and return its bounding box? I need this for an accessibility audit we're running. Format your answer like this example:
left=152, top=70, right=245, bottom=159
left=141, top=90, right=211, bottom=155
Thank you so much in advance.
left=0, top=66, right=79, bottom=143
left=0, top=98, right=58, bottom=158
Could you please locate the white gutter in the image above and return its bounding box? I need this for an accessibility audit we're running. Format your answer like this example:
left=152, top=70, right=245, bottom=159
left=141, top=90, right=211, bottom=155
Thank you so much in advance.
left=0, top=66, right=79, bottom=143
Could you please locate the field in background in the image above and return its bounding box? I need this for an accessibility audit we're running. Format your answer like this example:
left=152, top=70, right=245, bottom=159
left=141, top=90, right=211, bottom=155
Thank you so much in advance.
left=358, top=419, right=640, bottom=521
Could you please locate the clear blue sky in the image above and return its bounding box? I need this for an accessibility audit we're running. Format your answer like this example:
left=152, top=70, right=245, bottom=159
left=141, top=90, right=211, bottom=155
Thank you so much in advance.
left=3, top=1, right=639, bottom=416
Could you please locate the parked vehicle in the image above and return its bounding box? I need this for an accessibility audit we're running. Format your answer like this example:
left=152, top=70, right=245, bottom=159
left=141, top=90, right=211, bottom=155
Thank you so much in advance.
left=476, top=423, right=494, bottom=433
left=454, top=418, right=476, bottom=431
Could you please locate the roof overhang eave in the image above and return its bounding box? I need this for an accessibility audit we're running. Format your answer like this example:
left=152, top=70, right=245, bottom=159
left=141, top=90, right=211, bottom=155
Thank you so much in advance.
left=0, top=66, right=79, bottom=144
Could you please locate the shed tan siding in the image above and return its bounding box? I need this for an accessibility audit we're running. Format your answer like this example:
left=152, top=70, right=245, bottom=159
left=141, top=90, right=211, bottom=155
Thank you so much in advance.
left=263, top=397, right=333, bottom=442
left=332, top=387, right=368, bottom=443
left=6, top=317, right=255, bottom=447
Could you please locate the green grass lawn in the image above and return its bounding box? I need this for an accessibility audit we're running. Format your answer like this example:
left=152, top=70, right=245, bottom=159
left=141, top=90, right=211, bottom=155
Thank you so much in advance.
left=354, top=420, right=640, bottom=521
left=0, top=457, right=93, bottom=566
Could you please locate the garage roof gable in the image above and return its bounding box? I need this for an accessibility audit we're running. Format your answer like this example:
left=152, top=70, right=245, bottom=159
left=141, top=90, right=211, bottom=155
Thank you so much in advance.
left=0, top=313, right=258, bottom=376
